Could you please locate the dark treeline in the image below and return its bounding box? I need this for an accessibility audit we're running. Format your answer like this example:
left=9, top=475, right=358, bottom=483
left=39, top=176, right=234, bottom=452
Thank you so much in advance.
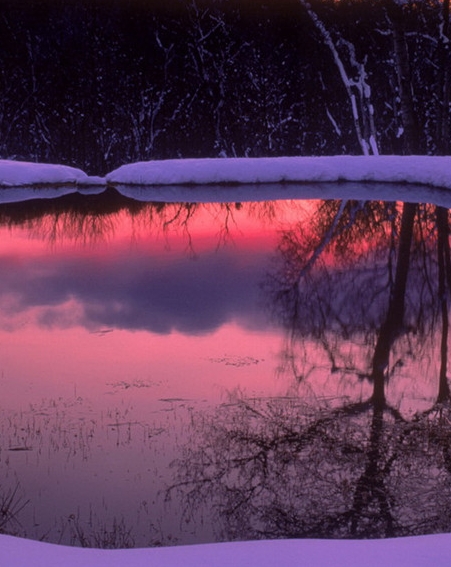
left=0, top=0, right=449, bottom=174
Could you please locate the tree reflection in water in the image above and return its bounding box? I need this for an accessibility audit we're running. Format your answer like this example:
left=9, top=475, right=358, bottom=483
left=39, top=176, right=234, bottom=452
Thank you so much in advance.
left=168, top=198, right=451, bottom=541
left=1, top=189, right=451, bottom=542
left=168, top=393, right=451, bottom=540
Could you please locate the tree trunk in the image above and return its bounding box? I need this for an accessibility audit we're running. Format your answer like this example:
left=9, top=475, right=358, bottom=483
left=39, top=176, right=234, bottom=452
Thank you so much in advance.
left=437, top=206, right=451, bottom=402
left=371, top=202, right=416, bottom=408
left=350, top=405, right=394, bottom=537
left=436, top=0, right=450, bottom=155
left=298, top=0, right=379, bottom=155
left=388, top=3, right=420, bottom=154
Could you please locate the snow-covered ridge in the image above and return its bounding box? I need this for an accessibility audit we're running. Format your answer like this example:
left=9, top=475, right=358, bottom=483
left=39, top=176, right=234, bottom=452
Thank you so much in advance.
left=0, top=156, right=450, bottom=190
left=0, top=159, right=105, bottom=187
left=106, top=156, right=451, bottom=189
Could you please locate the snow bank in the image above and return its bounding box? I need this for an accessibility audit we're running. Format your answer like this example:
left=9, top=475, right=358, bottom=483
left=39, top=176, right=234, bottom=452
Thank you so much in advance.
left=0, top=156, right=451, bottom=190
left=106, top=156, right=451, bottom=189
left=0, top=160, right=105, bottom=187
left=1, top=156, right=451, bottom=197
left=0, top=534, right=450, bottom=567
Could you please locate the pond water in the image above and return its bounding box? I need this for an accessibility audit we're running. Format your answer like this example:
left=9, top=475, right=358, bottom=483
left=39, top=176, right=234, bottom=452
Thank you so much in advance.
left=1, top=185, right=451, bottom=547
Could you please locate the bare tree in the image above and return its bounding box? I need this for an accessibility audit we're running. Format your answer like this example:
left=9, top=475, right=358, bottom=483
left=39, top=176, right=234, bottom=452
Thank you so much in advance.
left=298, top=0, right=379, bottom=155
left=436, top=0, right=451, bottom=154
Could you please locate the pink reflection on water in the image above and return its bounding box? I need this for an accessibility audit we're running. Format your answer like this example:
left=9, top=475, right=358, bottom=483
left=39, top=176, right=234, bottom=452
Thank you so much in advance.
left=0, top=201, right=303, bottom=545
left=0, top=198, right=444, bottom=545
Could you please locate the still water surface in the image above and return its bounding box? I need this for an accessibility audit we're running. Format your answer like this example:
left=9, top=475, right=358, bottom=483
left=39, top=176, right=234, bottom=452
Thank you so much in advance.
left=0, top=186, right=451, bottom=546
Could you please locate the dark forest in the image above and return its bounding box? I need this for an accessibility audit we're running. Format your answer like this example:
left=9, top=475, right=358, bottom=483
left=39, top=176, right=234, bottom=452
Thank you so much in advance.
left=0, top=0, right=449, bottom=174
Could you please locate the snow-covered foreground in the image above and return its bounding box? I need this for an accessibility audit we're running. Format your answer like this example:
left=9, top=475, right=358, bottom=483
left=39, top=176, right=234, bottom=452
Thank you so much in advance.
left=0, top=533, right=450, bottom=567
left=0, top=156, right=451, bottom=193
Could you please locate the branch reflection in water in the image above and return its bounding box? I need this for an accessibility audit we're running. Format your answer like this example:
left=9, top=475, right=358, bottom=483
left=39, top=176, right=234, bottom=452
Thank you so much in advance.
left=170, top=197, right=451, bottom=541
left=0, top=186, right=450, bottom=545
